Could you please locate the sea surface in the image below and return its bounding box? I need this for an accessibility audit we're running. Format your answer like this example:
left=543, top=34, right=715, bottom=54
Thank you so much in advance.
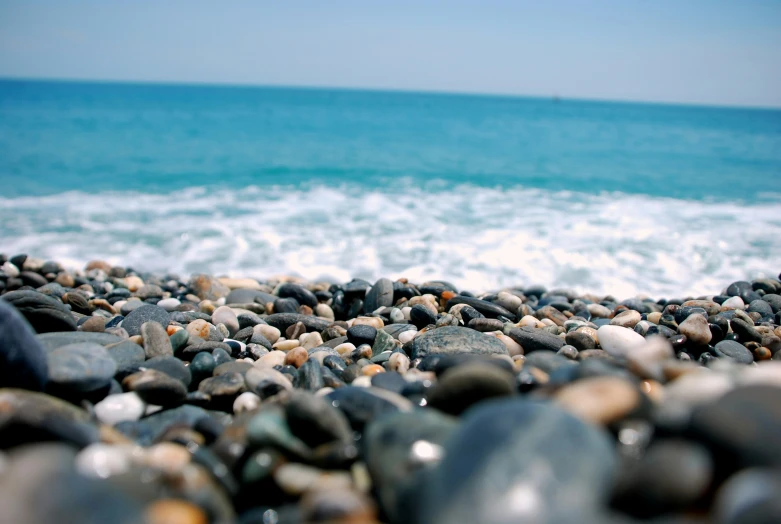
left=1, top=79, right=780, bottom=298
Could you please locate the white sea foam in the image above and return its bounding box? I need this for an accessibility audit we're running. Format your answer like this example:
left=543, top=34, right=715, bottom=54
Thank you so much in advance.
left=1, top=184, right=779, bottom=299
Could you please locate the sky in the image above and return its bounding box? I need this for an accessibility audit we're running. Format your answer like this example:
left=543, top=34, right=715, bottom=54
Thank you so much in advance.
left=1, top=0, right=780, bottom=108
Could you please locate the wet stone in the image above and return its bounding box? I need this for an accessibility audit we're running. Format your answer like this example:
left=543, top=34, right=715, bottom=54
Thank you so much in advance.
left=141, top=320, right=173, bottom=358
left=47, top=342, right=117, bottom=395
left=121, top=304, right=170, bottom=337
left=1, top=289, right=77, bottom=333
left=141, top=355, right=192, bottom=387
left=346, top=324, right=377, bottom=347
left=714, top=340, right=754, bottom=364
left=506, top=326, right=566, bottom=353
left=410, top=326, right=508, bottom=359
left=0, top=300, right=49, bottom=391
left=427, top=363, right=516, bottom=416
left=122, top=369, right=188, bottom=407
left=105, top=340, right=146, bottom=378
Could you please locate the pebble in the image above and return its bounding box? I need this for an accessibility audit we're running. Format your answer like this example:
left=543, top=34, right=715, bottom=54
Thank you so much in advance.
left=410, top=326, right=509, bottom=359
left=506, top=325, right=566, bottom=353
left=678, top=313, right=712, bottom=345
left=211, top=305, right=239, bottom=336
left=140, top=320, right=173, bottom=358
left=94, top=392, right=146, bottom=425
left=417, top=399, right=616, bottom=524
left=596, top=325, right=645, bottom=358
left=610, top=309, right=641, bottom=328
left=121, top=304, right=170, bottom=337
left=427, top=363, right=516, bottom=415
left=714, top=339, right=754, bottom=364
left=122, top=369, right=188, bottom=406
left=233, top=391, right=262, bottom=413
left=47, top=342, right=117, bottom=395
left=554, top=376, right=640, bottom=425
left=0, top=299, right=49, bottom=391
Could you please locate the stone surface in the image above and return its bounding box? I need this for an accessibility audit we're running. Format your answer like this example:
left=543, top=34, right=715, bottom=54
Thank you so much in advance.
left=121, top=304, right=170, bottom=337
left=1, top=290, right=77, bottom=332
left=596, top=325, right=645, bottom=358
left=554, top=376, right=640, bottom=425
left=714, top=340, right=754, bottom=364
left=0, top=300, right=48, bottom=391
left=506, top=326, right=566, bottom=353
left=140, top=320, right=173, bottom=358
left=410, top=326, right=508, bottom=359
left=363, top=278, right=394, bottom=313
left=416, top=399, right=616, bottom=524
left=47, top=343, right=117, bottom=394
left=427, top=363, right=516, bottom=415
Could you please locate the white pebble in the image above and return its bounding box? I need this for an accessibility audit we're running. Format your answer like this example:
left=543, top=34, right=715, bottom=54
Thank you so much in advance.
left=597, top=325, right=646, bottom=358
left=76, top=443, right=134, bottom=479
left=398, top=330, right=417, bottom=345
left=156, top=298, right=181, bottom=312
left=233, top=391, right=262, bottom=413
left=94, top=392, right=145, bottom=426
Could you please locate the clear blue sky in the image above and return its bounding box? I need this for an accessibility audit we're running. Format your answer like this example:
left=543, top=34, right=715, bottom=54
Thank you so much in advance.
left=1, top=0, right=780, bottom=107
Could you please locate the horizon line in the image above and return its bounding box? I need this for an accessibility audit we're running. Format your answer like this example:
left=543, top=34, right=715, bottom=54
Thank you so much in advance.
left=2, top=74, right=781, bottom=112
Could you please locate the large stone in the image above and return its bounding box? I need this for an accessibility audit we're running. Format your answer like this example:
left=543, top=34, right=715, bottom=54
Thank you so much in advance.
left=0, top=300, right=48, bottom=391
left=120, top=304, right=170, bottom=337
left=36, top=332, right=124, bottom=352
left=277, top=283, right=318, bottom=309
left=416, top=399, right=616, bottom=524
left=427, top=363, right=516, bottom=416
left=326, top=386, right=413, bottom=432
left=363, top=278, right=394, bottom=313
left=140, top=321, right=173, bottom=359
left=364, top=410, right=459, bottom=523
left=1, top=290, right=77, bottom=333
left=446, top=295, right=515, bottom=320
left=596, top=325, right=645, bottom=358
left=285, top=390, right=354, bottom=448
left=410, top=326, right=508, bottom=360
left=264, top=313, right=331, bottom=334
left=506, top=326, right=566, bottom=353
left=47, top=343, right=117, bottom=394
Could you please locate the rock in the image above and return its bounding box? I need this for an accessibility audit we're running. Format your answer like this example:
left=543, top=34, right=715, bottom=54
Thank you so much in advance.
left=730, top=318, right=763, bottom=344
left=371, top=329, right=396, bottom=356
left=246, top=408, right=312, bottom=459
left=565, top=330, right=596, bottom=351
left=1, top=290, right=77, bottom=332
left=416, top=399, right=616, bottom=524
left=94, top=392, right=146, bottom=426
left=278, top=283, right=318, bottom=308
left=298, top=358, right=324, bottom=392
left=678, top=314, right=712, bottom=345
left=245, top=367, right=293, bottom=398
left=688, top=385, right=781, bottom=469
left=410, top=326, right=508, bottom=359
left=410, top=304, right=437, bottom=329
left=446, top=295, right=515, bottom=319
left=596, top=325, right=645, bottom=358
left=36, top=331, right=124, bottom=351
left=141, top=355, right=192, bottom=387
left=610, top=310, right=641, bottom=328
left=364, top=410, right=458, bottom=522
left=140, top=321, right=173, bottom=359
left=146, top=499, right=209, bottom=524
left=612, top=439, right=713, bottom=517
left=199, top=372, right=246, bottom=410
left=346, top=324, right=377, bottom=347
left=189, top=274, right=230, bottom=300
left=105, top=340, right=146, bottom=378
left=211, top=306, right=239, bottom=336
left=714, top=340, right=754, bottom=364
left=326, top=386, right=413, bottom=432
left=713, top=469, right=781, bottom=524
left=264, top=313, right=331, bottom=334
left=554, top=376, right=640, bottom=425
left=427, top=363, right=516, bottom=415
left=122, top=369, right=188, bottom=406
left=0, top=300, right=48, bottom=391
left=364, top=278, right=394, bottom=313
left=233, top=391, right=261, bottom=414
left=121, top=304, right=170, bottom=337
left=285, top=390, right=354, bottom=447
left=0, top=443, right=145, bottom=524
left=506, top=326, right=566, bottom=353
left=47, top=343, right=117, bottom=395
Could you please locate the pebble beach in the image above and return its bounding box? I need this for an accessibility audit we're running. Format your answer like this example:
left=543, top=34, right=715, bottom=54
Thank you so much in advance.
left=2, top=253, right=781, bottom=524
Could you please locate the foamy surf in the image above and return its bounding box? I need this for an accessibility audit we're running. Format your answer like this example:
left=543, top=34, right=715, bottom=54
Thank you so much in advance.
left=1, top=184, right=779, bottom=299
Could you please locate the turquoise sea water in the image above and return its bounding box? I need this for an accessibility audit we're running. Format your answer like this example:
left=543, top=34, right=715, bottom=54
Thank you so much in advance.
left=1, top=79, right=780, bottom=297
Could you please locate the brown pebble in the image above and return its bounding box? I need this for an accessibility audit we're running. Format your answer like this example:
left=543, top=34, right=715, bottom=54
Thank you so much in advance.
left=145, top=499, right=208, bottom=524
left=166, top=325, right=181, bottom=336
left=555, top=376, right=640, bottom=424
left=640, top=380, right=664, bottom=403
left=90, top=298, right=116, bottom=314
left=298, top=305, right=313, bottom=316
left=754, top=347, right=772, bottom=361
left=85, top=260, right=112, bottom=272
left=55, top=272, right=75, bottom=287
left=361, top=364, right=385, bottom=377
left=284, top=347, right=309, bottom=368
left=80, top=316, right=106, bottom=333
left=286, top=321, right=306, bottom=340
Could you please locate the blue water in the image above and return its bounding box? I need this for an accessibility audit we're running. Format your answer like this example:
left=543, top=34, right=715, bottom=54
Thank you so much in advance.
left=1, top=79, right=780, bottom=297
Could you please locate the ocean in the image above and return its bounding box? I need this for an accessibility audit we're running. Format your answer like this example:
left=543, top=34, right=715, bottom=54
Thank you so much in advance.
left=1, top=79, right=780, bottom=298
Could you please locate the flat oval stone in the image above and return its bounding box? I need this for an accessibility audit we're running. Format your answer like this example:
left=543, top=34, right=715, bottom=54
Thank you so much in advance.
left=427, top=363, right=516, bottom=416
left=105, top=340, right=145, bottom=378
left=1, top=290, right=77, bottom=333
left=47, top=343, right=117, bottom=393
left=410, top=326, right=508, bottom=359
left=94, top=392, right=146, bottom=426
left=277, top=283, right=318, bottom=308
left=554, top=376, right=640, bottom=425
left=121, top=304, right=170, bottom=337
left=678, top=314, right=712, bottom=345
left=264, top=313, right=331, bottom=333
left=36, top=331, right=124, bottom=352
left=446, top=295, right=515, bottom=320
left=416, top=398, right=616, bottom=524
left=363, top=278, right=394, bottom=313
left=285, top=390, right=353, bottom=448
left=326, top=386, right=413, bottom=432
left=688, top=385, right=781, bottom=468
left=596, top=325, right=645, bottom=357
left=505, top=326, right=566, bottom=353
left=122, top=369, right=188, bottom=407
left=714, top=340, right=754, bottom=364
left=141, top=321, right=173, bottom=359
left=0, top=300, right=48, bottom=391
left=141, top=355, right=192, bottom=387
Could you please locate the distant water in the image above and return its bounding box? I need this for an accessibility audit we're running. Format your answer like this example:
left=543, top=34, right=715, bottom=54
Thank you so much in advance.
left=1, top=79, right=780, bottom=298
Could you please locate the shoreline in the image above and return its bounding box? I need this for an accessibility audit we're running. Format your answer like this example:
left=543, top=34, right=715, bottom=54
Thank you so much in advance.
left=1, top=253, right=781, bottom=523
